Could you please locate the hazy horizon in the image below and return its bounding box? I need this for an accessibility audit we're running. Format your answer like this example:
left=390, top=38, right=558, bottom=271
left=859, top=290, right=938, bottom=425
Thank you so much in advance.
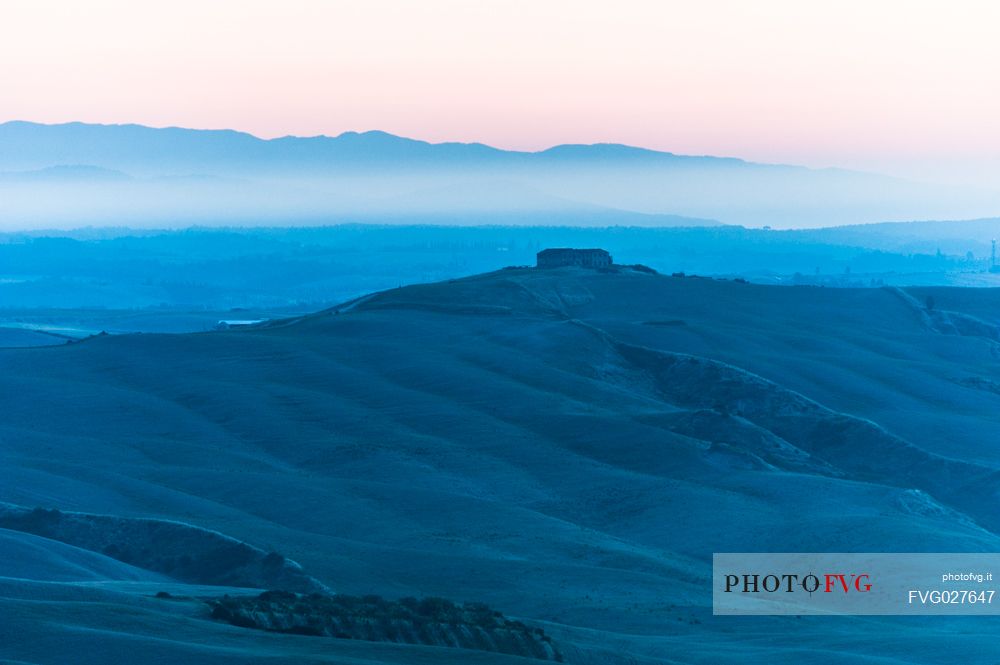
left=0, top=118, right=984, bottom=185
left=2, top=108, right=998, bottom=192
left=3, top=1, right=1000, bottom=187
left=2, top=119, right=1000, bottom=232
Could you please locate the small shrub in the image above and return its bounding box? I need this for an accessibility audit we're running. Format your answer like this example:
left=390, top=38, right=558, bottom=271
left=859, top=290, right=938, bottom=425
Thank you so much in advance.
left=263, top=551, right=285, bottom=567
left=286, top=625, right=323, bottom=636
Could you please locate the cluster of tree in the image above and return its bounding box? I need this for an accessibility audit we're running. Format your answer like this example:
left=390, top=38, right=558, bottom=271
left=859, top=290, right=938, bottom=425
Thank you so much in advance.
left=207, top=590, right=562, bottom=661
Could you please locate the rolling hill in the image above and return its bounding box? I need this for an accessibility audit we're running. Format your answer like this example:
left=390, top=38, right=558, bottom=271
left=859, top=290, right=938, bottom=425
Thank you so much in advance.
left=1, top=265, right=999, bottom=663
left=2, top=224, right=997, bottom=319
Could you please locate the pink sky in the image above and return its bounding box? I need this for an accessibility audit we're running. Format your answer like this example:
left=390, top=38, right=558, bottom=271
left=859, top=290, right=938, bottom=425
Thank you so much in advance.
left=2, top=0, right=999, bottom=185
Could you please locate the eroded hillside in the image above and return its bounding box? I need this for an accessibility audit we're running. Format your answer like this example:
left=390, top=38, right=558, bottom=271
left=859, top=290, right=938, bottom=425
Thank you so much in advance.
left=1, top=266, right=999, bottom=664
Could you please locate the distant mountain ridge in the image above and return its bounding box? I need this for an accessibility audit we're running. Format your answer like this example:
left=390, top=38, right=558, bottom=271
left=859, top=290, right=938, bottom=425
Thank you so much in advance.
left=0, top=164, right=129, bottom=182
left=2, top=120, right=1000, bottom=228
left=0, top=120, right=757, bottom=175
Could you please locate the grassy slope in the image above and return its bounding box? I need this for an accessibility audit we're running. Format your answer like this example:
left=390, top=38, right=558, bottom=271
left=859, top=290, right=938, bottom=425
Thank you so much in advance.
left=0, top=528, right=166, bottom=583
left=0, top=327, right=68, bottom=348
left=0, top=579, right=544, bottom=665
left=1, top=267, right=999, bottom=663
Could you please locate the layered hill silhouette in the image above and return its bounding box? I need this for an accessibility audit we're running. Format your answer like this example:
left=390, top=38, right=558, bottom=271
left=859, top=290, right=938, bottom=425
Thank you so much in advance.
left=0, top=121, right=818, bottom=173
left=1, top=266, right=999, bottom=663
left=3, top=121, right=1000, bottom=227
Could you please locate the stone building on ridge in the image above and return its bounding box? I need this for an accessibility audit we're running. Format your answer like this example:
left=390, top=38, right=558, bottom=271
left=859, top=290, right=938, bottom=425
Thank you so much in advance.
left=536, top=248, right=612, bottom=269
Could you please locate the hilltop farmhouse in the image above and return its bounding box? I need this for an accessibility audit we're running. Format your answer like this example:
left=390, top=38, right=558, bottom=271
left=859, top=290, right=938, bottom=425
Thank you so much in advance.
left=536, top=248, right=612, bottom=269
